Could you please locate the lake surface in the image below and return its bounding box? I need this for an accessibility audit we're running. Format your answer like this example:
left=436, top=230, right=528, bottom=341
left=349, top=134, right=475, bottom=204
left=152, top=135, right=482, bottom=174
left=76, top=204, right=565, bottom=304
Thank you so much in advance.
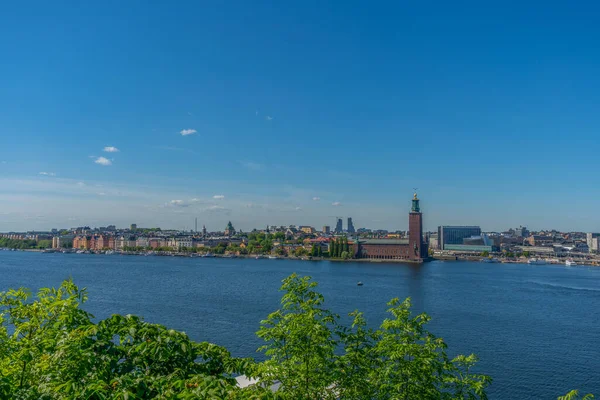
left=1, top=251, right=599, bottom=399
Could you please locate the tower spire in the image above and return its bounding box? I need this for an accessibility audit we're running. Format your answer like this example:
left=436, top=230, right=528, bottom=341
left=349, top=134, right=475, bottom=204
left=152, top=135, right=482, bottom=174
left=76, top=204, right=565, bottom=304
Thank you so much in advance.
left=411, top=189, right=420, bottom=212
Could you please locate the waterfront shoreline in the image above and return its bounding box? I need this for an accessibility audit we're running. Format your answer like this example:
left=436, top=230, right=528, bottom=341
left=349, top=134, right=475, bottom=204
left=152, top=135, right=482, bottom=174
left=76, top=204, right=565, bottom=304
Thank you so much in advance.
left=10, top=248, right=599, bottom=267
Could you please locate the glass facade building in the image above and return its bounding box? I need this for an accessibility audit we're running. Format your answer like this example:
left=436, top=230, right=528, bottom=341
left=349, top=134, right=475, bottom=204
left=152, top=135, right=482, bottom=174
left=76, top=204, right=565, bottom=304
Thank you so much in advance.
left=438, top=226, right=482, bottom=250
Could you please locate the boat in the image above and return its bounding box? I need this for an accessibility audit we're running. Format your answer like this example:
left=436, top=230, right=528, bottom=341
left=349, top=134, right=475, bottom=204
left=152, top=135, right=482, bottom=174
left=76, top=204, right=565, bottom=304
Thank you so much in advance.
left=357, top=281, right=363, bottom=286
left=565, top=259, right=578, bottom=266
left=268, top=255, right=278, bottom=259
left=527, top=258, right=546, bottom=265
left=202, top=253, right=215, bottom=258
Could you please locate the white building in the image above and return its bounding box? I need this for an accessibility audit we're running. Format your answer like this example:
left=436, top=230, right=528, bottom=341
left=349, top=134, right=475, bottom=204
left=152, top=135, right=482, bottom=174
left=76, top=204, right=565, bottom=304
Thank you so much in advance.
left=587, top=233, right=599, bottom=254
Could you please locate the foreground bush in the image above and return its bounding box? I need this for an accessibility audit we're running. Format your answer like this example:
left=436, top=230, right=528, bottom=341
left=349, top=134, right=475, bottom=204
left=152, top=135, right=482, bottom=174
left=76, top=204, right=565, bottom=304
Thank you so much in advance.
left=0, top=274, right=592, bottom=399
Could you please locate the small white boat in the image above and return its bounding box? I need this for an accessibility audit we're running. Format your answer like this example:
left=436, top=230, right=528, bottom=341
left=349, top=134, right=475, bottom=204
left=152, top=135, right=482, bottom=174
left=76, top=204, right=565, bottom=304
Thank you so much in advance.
left=357, top=281, right=363, bottom=286
left=268, top=255, right=278, bottom=259
left=528, top=258, right=546, bottom=265
left=565, top=259, right=578, bottom=266
left=202, top=253, right=215, bottom=258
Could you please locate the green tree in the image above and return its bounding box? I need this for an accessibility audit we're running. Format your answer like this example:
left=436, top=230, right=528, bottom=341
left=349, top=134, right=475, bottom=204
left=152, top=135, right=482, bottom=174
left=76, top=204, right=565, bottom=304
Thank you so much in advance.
left=558, top=390, right=595, bottom=400
left=342, top=236, right=349, bottom=254
left=294, top=247, right=308, bottom=257
left=256, top=275, right=339, bottom=399
left=256, top=274, right=492, bottom=400
left=0, top=280, right=264, bottom=399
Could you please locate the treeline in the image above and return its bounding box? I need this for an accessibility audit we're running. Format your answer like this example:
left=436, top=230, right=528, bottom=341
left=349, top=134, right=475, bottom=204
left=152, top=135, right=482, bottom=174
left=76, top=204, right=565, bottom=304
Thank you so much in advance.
left=0, top=275, right=589, bottom=399
left=0, top=237, right=51, bottom=250
left=330, top=235, right=351, bottom=258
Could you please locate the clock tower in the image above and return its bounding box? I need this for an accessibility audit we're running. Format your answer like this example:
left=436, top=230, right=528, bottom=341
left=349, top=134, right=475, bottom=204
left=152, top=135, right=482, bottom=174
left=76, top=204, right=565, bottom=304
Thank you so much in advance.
left=408, top=192, right=426, bottom=260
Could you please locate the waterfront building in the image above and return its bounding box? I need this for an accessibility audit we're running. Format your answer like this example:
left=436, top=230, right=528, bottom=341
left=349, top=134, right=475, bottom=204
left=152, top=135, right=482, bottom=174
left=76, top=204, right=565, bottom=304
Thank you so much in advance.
left=322, top=225, right=331, bottom=234
left=438, top=226, right=481, bottom=250
left=587, top=233, right=599, bottom=254
left=347, top=217, right=355, bottom=234
left=352, top=193, right=427, bottom=262
left=52, top=236, right=60, bottom=249
left=136, top=237, right=149, bottom=248
left=428, top=233, right=438, bottom=250
left=334, top=218, right=343, bottom=233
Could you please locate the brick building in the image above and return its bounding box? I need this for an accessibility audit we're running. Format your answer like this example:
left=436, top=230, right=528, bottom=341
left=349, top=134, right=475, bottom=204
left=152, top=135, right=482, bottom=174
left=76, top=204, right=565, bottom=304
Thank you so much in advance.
left=352, top=193, right=427, bottom=262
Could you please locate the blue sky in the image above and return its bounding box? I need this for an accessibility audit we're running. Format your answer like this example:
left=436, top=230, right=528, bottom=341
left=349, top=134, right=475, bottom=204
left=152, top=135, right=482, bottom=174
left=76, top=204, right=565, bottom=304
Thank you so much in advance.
left=1, top=1, right=599, bottom=232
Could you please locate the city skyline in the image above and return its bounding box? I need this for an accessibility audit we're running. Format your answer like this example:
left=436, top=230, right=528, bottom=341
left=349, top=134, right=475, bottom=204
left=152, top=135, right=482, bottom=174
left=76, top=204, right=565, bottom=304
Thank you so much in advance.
left=2, top=2, right=600, bottom=232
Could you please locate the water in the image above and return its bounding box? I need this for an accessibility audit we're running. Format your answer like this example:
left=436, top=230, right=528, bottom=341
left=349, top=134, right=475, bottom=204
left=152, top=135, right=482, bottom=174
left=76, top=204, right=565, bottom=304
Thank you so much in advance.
left=1, top=252, right=599, bottom=399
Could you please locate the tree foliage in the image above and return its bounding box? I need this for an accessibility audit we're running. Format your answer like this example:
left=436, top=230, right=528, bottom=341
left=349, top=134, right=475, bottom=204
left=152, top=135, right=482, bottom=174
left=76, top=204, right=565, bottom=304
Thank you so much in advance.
left=0, top=281, right=262, bottom=399
left=0, top=275, right=587, bottom=399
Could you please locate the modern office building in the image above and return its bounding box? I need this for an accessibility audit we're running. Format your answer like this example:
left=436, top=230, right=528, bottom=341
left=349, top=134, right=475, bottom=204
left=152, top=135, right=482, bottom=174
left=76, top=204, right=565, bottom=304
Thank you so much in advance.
left=347, top=217, right=355, bottom=234
left=322, top=225, right=331, bottom=234
left=437, top=226, right=482, bottom=250
left=334, top=218, right=343, bottom=233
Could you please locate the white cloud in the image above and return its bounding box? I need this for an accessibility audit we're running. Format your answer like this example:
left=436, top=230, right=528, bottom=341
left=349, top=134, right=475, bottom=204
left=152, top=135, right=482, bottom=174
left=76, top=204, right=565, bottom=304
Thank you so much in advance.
left=103, top=146, right=120, bottom=153
left=213, top=195, right=225, bottom=200
left=94, top=157, right=112, bottom=166
left=265, top=116, right=273, bottom=121
left=332, top=201, right=342, bottom=207
left=295, top=207, right=302, bottom=211
left=76, top=181, right=85, bottom=187
left=39, top=172, right=56, bottom=177
left=312, top=197, right=320, bottom=201
left=170, top=199, right=184, bottom=205
left=97, top=192, right=106, bottom=196
left=180, top=128, right=197, bottom=136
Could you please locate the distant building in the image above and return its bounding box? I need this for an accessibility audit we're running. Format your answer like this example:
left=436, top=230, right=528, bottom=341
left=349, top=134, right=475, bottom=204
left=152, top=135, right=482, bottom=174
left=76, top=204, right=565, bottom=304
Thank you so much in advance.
left=428, top=233, right=438, bottom=250
left=526, top=235, right=554, bottom=247
left=587, top=233, right=600, bottom=254
left=514, top=226, right=529, bottom=238
left=52, top=236, right=60, bottom=249
left=347, top=217, right=355, bottom=234
left=322, top=225, right=331, bottom=234
left=130, top=224, right=137, bottom=230
left=335, top=218, right=343, bottom=234
left=438, top=226, right=481, bottom=250
left=352, top=193, right=427, bottom=262
left=299, top=226, right=315, bottom=234
left=225, top=221, right=236, bottom=236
